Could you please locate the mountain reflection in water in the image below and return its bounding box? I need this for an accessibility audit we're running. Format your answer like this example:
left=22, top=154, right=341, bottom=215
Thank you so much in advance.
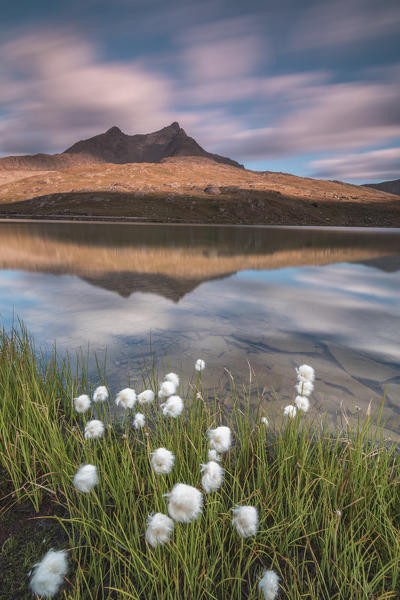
left=0, top=221, right=399, bottom=430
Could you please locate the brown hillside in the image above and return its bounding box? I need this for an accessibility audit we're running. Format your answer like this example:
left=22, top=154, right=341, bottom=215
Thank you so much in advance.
left=0, top=157, right=399, bottom=226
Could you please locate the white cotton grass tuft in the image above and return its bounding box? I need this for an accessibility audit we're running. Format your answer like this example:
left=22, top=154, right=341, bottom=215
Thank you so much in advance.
left=208, top=426, right=232, bottom=453
left=258, top=569, right=280, bottom=600
left=137, top=389, right=155, bottom=405
left=161, top=395, right=184, bottom=418
left=134, top=413, right=145, bottom=429
left=232, top=505, right=259, bottom=538
left=73, top=464, right=98, bottom=493
left=145, top=513, right=174, bottom=548
left=166, top=483, right=203, bottom=522
left=158, top=380, right=177, bottom=399
left=200, top=461, right=224, bottom=493
left=29, top=549, right=68, bottom=598
left=208, top=449, right=221, bottom=462
left=115, top=388, right=136, bottom=409
left=296, top=380, right=314, bottom=397
left=151, top=447, right=175, bottom=474
left=74, top=394, right=91, bottom=414
left=296, top=364, right=315, bottom=382
left=195, top=358, right=206, bottom=371
left=84, top=419, right=105, bottom=439
left=92, top=386, right=108, bottom=403
left=294, top=395, right=310, bottom=412
left=261, top=417, right=269, bottom=427
left=283, top=405, right=297, bottom=418
left=164, top=372, right=180, bottom=387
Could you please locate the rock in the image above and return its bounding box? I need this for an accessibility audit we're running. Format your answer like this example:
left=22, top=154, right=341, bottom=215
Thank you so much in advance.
left=204, top=184, right=221, bottom=195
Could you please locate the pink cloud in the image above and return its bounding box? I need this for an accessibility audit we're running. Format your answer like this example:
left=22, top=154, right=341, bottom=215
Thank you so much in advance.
left=180, top=15, right=265, bottom=84
left=0, top=30, right=175, bottom=154
left=214, top=80, right=400, bottom=160
left=310, top=147, right=400, bottom=181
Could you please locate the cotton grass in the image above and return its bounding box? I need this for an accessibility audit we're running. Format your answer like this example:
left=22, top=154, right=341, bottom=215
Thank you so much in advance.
left=164, top=372, right=179, bottom=387
left=294, top=395, right=310, bottom=412
left=151, top=447, right=175, bottom=474
left=145, top=513, right=174, bottom=548
left=232, top=505, right=259, bottom=538
left=166, top=483, right=203, bottom=523
left=158, top=380, right=177, bottom=399
left=115, top=387, right=136, bottom=409
left=283, top=405, right=297, bottom=418
left=258, top=570, right=279, bottom=600
left=134, top=413, right=145, bottom=429
left=29, top=549, right=68, bottom=598
left=84, top=419, right=104, bottom=439
left=161, top=395, right=183, bottom=418
left=74, top=394, right=90, bottom=414
left=92, top=386, right=108, bottom=402
left=208, top=449, right=220, bottom=462
left=73, top=464, right=99, bottom=493
left=296, top=380, right=314, bottom=397
left=200, top=461, right=224, bottom=493
left=195, top=358, right=206, bottom=371
left=137, top=389, right=155, bottom=405
left=208, top=426, right=232, bottom=453
left=296, top=364, right=315, bottom=382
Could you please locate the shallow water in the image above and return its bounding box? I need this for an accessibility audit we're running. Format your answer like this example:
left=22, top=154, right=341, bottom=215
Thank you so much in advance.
left=0, top=221, right=399, bottom=429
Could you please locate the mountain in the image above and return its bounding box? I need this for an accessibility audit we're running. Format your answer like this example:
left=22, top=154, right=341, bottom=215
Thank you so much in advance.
left=0, top=122, right=243, bottom=171
left=64, top=122, right=243, bottom=168
left=363, top=179, right=400, bottom=196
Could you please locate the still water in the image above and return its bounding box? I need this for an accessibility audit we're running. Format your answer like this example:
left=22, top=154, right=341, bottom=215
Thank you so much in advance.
left=0, top=221, right=399, bottom=429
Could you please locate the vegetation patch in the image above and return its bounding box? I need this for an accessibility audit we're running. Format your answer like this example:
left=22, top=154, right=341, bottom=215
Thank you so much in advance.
left=0, top=326, right=399, bottom=599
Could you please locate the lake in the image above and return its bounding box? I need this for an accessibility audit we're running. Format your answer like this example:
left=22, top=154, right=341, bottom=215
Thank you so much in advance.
left=0, top=220, right=399, bottom=430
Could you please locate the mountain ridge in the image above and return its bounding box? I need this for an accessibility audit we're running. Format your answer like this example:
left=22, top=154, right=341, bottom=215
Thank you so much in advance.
left=363, top=178, right=400, bottom=197
left=0, top=122, right=243, bottom=171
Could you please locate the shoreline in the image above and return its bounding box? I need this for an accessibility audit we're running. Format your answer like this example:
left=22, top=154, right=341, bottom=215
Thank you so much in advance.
left=1, top=214, right=400, bottom=230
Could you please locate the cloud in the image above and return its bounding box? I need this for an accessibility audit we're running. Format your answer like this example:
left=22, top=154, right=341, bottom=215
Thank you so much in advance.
left=310, top=147, right=400, bottom=181
left=292, top=0, right=400, bottom=50
left=213, top=79, right=400, bottom=160
left=181, top=15, right=263, bottom=83
left=1, top=18, right=400, bottom=184
left=0, top=30, right=175, bottom=155
left=181, top=71, right=328, bottom=106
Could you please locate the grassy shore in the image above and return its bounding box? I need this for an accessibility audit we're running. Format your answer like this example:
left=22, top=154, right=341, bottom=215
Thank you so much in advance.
left=0, top=327, right=399, bottom=599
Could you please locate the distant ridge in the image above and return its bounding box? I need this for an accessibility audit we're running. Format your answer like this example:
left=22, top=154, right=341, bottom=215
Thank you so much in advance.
left=0, top=122, right=243, bottom=171
left=363, top=178, right=400, bottom=196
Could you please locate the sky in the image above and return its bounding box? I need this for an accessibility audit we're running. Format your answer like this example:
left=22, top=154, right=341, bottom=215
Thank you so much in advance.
left=1, top=0, right=399, bottom=182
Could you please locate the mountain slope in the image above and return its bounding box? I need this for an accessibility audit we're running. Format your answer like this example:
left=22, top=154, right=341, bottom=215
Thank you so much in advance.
left=0, top=156, right=399, bottom=227
left=363, top=179, right=400, bottom=196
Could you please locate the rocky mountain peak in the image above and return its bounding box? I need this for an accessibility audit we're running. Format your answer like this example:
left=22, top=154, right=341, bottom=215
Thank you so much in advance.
left=62, top=123, right=243, bottom=168
left=105, top=126, right=123, bottom=135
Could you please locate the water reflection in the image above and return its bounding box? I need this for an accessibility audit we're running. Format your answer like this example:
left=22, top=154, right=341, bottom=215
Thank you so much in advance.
left=0, top=222, right=399, bottom=429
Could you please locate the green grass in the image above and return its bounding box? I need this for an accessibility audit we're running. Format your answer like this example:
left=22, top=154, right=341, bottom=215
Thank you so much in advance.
left=0, top=326, right=399, bottom=599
